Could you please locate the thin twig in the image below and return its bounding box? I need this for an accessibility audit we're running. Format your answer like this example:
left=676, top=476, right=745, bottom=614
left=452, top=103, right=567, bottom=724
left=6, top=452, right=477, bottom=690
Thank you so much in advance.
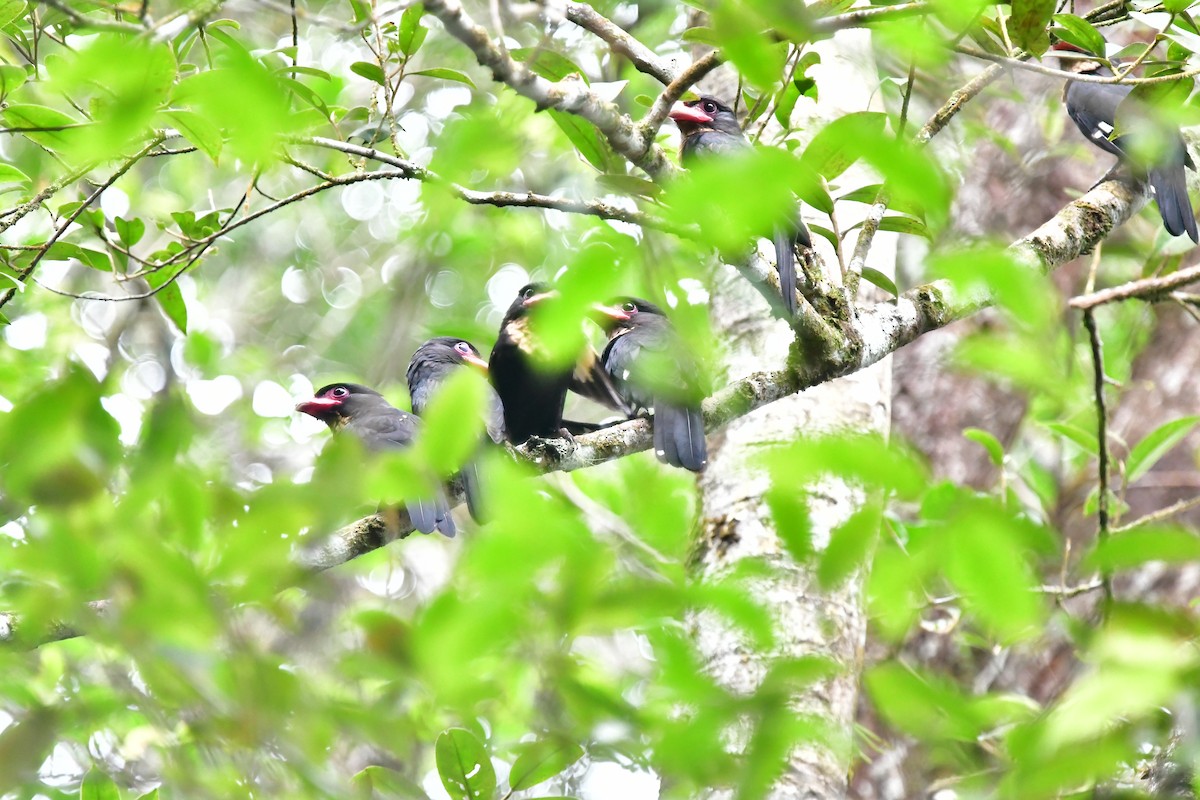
left=0, top=134, right=164, bottom=312
left=956, top=44, right=1200, bottom=86
left=1111, top=495, right=1200, bottom=533
left=1083, top=309, right=1114, bottom=609
left=1070, top=263, right=1200, bottom=309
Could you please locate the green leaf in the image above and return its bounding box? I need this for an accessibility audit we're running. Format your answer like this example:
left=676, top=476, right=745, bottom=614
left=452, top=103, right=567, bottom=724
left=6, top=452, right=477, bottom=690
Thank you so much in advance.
left=508, top=739, right=584, bottom=791
left=414, top=367, right=489, bottom=475
left=943, top=500, right=1046, bottom=641
left=595, top=174, right=662, bottom=198
left=1051, top=13, right=1106, bottom=55
left=1089, top=526, right=1200, bottom=570
left=1010, top=0, right=1056, bottom=56
left=1042, top=421, right=1098, bottom=455
left=409, top=68, right=476, bottom=88
left=859, top=266, right=898, bottom=296
left=510, top=48, right=587, bottom=82
left=2, top=104, right=86, bottom=153
left=0, top=0, right=26, bottom=28
left=163, top=109, right=223, bottom=163
left=1163, top=0, right=1191, bottom=12
left=145, top=269, right=188, bottom=332
left=436, top=728, right=496, bottom=800
left=399, top=3, right=428, bottom=57
left=1126, top=416, right=1199, bottom=484
left=877, top=215, right=930, bottom=238
left=115, top=216, right=146, bottom=247
left=548, top=110, right=616, bottom=172
left=766, top=486, right=813, bottom=562
left=279, top=65, right=333, bottom=81
left=350, top=61, right=387, bottom=86
left=963, top=427, right=1004, bottom=466
left=0, top=163, right=30, bottom=189
left=0, top=706, right=59, bottom=793
left=818, top=503, right=881, bottom=588
left=0, top=63, right=26, bottom=97
left=800, top=112, right=889, bottom=180
left=80, top=770, right=121, bottom=800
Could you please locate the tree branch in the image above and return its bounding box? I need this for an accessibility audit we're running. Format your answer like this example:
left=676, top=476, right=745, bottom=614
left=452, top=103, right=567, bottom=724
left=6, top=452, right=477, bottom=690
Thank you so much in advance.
left=421, top=0, right=676, bottom=179
left=1070, top=263, right=1200, bottom=309
left=555, top=1, right=677, bottom=85
left=6, top=172, right=1148, bottom=648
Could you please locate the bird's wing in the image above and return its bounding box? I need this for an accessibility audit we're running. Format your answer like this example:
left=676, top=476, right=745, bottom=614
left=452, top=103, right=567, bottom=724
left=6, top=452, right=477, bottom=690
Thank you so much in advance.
left=570, top=344, right=635, bottom=416
left=1066, top=81, right=1131, bottom=160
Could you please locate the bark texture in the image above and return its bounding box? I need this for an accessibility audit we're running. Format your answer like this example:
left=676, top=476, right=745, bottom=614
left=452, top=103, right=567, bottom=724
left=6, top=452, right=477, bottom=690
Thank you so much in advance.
left=691, top=31, right=894, bottom=800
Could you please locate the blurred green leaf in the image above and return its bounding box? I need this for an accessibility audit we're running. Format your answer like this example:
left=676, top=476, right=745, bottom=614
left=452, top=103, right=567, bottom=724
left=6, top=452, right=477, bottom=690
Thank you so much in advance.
left=81, top=770, right=122, bottom=800
left=436, top=727, right=496, bottom=800
left=963, top=427, right=1004, bottom=466
left=800, top=112, right=888, bottom=180
left=1088, top=526, right=1200, bottom=569
left=163, top=109, right=223, bottom=162
left=766, top=486, right=813, bottom=562
left=1010, top=0, right=1055, bottom=56
left=0, top=63, right=25, bottom=98
left=1126, top=415, right=1199, bottom=483
left=509, top=739, right=584, bottom=791
left=818, top=503, right=881, bottom=588
left=0, top=706, right=59, bottom=793
left=415, top=367, right=489, bottom=475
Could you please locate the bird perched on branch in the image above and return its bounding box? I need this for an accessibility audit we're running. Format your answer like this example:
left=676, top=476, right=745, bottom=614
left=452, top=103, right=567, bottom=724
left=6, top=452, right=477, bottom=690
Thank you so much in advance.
left=1053, top=41, right=1198, bottom=243
left=595, top=298, right=707, bottom=472
left=296, top=382, right=456, bottom=537
left=406, top=336, right=505, bottom=522
left=670, top=94, right=812, bottom=315
left=489, top=283, right=629, bottom=445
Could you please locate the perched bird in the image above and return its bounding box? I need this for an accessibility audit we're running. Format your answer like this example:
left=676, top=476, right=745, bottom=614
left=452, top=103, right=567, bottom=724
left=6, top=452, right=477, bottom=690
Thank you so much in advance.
left=489, top=283, right=629, bottom=445
left=670, top=94, right=812, bottom=315
left=595, top=298, right=708, bottom=472
left=296, top=382, right=456, bottom=537
left=406, top=336, right=505, bottom=521
left=1054, top=42, right=1198, bottom=243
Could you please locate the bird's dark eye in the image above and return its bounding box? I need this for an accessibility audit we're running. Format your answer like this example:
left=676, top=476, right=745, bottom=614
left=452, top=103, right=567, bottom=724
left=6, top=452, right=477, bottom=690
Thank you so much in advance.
left=520, top=286, right=534, bottom=299
left=331, top=387, right=348, bottom=398
left=454, top=341, right=471, bottom=355
left=622, top=301, right=637, bottom=314
left=702, top=101, right=717, bottom=114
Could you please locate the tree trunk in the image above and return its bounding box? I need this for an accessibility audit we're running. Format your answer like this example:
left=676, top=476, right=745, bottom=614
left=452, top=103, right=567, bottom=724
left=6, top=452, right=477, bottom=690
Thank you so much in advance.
left=693, top=30, right=893, bottom=800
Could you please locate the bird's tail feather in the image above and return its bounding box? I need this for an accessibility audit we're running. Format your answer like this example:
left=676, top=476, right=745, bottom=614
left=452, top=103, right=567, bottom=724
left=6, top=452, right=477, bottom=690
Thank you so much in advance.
left=773, top=227, right=798, bottom=317
left=462, top=461, right=486, bottom=523
left=654, top=402, right=707, bottom=472
left=1150, top=165, right=1198, bottom=243
left=406, top=498, right=439, bottom=535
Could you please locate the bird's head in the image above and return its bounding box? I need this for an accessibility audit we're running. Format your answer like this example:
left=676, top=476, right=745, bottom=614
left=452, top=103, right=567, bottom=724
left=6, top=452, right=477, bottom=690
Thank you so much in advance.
left=295, top=382, right=382, bottom=425
left=592, top=296, right=665, bottom=333
left=669, top=95, right=742, bottom=138
left=503, top=282, right=558, bottom=321
left=413, top=336, right=490, bottom=374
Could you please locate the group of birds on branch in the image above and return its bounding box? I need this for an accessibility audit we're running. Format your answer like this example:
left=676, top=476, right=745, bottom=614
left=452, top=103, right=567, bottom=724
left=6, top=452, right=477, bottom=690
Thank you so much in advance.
left=296, top=286, right=706, bottom=539
left=294, top=39, right=1200, bottom=538
left=292, top=96, right=783, bottom=539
